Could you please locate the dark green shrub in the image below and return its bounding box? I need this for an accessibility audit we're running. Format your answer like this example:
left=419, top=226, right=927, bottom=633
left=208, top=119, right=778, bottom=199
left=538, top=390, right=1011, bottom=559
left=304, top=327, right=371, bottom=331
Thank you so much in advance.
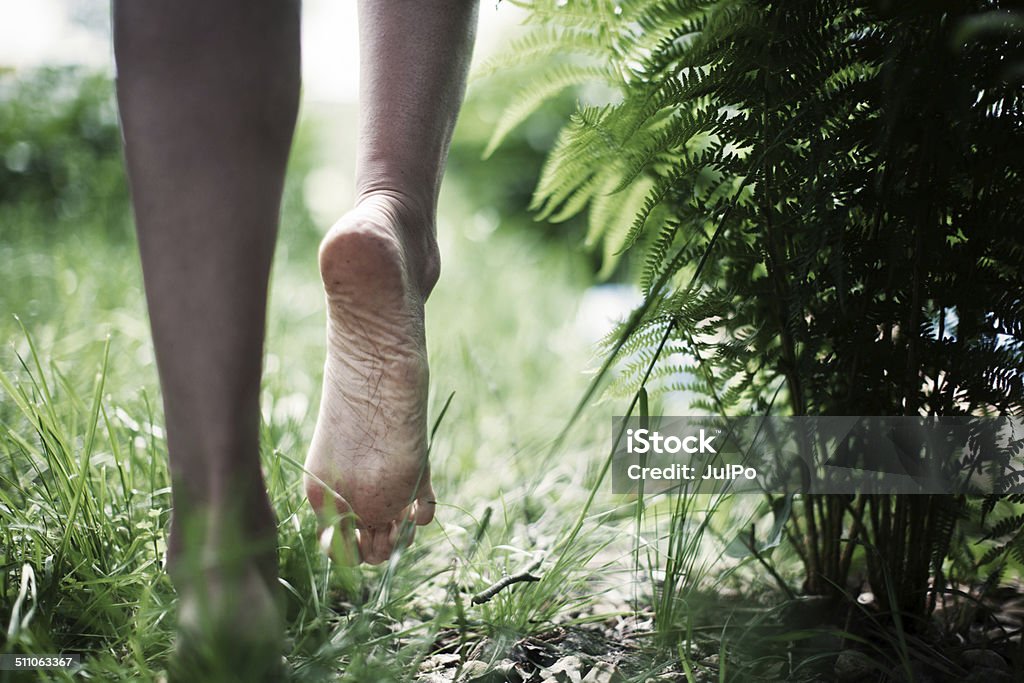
left=491, top=0, right=1024, bottom=620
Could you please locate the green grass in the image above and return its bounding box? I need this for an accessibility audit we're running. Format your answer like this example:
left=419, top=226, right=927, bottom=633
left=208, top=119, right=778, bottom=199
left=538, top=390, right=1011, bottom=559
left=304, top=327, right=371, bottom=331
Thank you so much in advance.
left=0, top=102, right=802, bottom=681
left=0, top=238, right=773, bottom=681
left=0, top=110, right=658, bottom=679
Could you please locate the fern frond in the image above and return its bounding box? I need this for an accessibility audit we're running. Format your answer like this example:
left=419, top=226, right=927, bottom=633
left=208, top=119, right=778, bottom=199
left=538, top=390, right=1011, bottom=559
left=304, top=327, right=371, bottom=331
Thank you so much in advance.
left=483, top=63, right=620, bottom=158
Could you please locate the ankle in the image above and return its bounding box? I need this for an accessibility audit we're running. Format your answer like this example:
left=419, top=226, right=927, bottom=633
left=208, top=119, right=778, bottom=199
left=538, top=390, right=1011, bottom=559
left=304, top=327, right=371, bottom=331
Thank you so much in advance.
left=350, top=188, right=441, bottom=297
left=166, top=487, right=278, bottom=581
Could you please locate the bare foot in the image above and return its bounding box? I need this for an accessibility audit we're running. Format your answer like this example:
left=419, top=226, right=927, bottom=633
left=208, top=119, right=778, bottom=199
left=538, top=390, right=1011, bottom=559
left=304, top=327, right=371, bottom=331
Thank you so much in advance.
left=167, top=501, right=283, bottom=681
left=304, top=193, right=438, bottom=565
left=172, top=564, right=283, bottom=682
left=165, top=479, right=282, bottom=679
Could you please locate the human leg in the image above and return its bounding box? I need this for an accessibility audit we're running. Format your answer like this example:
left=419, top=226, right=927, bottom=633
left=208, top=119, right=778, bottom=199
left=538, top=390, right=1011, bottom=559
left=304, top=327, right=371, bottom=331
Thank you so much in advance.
left=304, top=0, right=478, bottom=564
left=113, top=0, right=300, bottom=675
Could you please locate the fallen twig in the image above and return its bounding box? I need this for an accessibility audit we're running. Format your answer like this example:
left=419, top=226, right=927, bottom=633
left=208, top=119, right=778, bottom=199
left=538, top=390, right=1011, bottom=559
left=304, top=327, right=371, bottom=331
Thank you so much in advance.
left=471, top=556, right=543, bottom=605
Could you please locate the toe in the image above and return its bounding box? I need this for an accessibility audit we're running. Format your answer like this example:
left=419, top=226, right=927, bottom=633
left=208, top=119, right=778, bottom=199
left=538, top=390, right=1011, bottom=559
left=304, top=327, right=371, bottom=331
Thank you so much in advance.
left=388, top=519, right=417, bottom=550
left=415, top=482, right=436, bottom=526
left=304, top=475, right=326, bottom=516
left=357, top=527, right=394, bottom=565
left=306, top=478, right=360, bottom=565
left=389, top=505, right=420, bottom=550
left=319, top=525, right=357, bottom=566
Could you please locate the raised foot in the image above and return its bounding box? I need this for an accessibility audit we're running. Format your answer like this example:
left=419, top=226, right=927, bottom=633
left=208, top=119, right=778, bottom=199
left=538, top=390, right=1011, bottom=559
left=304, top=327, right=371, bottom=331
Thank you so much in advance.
left=304, top=194, right=438, bottom=565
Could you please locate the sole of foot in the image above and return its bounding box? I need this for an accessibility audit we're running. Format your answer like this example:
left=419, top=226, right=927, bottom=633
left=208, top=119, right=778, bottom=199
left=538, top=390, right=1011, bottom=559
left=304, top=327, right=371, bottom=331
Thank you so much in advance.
left=304, top=194, right=437, bottom=565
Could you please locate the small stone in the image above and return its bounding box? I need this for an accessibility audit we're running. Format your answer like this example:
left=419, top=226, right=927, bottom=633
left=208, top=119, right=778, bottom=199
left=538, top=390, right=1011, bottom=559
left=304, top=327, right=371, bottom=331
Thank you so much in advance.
left=699, top=654, right=719, bottom=667
left=421, top=653, right=461, bottom=672
left=541, top=655, right=584, bottom=682
left=421, top=674, right=455, bottom=683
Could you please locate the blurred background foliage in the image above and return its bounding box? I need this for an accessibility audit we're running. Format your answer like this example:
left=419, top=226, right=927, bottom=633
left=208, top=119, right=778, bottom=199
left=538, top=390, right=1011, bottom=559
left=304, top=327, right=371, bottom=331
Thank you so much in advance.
left=0, top=65, right=331, bottom=252
left=450, top=79, right=586, bottom=240
left=0, top=67, right=128, bottom=241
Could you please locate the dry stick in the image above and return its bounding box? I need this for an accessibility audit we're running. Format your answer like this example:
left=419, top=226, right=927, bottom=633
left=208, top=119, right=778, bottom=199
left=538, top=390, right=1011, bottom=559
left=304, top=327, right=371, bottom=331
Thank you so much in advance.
left=471, top=556, right=544, bottom=605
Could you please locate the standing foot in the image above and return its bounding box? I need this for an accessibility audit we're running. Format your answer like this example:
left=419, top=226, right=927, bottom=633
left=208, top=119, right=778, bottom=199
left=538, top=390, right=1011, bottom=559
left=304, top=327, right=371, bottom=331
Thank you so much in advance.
left=166, top=495, right=283, bottom=681
left=171, top=563, right=283, bottom=682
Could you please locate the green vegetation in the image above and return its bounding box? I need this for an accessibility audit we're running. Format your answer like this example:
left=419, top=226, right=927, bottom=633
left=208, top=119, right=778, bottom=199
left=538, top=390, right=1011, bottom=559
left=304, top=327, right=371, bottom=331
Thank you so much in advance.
left=483, top=0, right=1024, bottom=678
left=1, top=67, right=702, bottom=681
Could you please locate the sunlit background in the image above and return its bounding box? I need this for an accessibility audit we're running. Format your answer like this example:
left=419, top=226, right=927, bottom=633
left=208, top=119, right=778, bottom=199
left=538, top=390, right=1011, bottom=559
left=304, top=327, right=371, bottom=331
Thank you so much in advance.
left=0, top=0, right=525, bottom=101
left=0, top=0, right=646, bottom=341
